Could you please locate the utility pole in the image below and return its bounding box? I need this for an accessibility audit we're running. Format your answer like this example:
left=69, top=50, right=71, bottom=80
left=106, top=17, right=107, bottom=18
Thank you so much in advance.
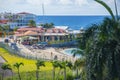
left=42, top=3, right=45, bottom=42
left=42, top=3, right=45, bottom=17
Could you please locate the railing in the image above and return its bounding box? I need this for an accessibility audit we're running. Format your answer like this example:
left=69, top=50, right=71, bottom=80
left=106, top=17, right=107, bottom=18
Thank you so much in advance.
left=0, top=42, right=44, bottom=60
left=0, top=42, right=76, bottom=62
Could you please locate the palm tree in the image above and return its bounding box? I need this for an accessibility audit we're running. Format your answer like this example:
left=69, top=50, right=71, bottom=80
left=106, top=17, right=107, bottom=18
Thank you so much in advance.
left=13, top=26, right=19, bottom=31
left=41, top=23, right=54, bottom=28
left=95, top=0, right=115, bottom=20
left=28, top=20, right=36, bottom=27
left=59, top=61, right=73, bottom=80
left=77, top=1, right=120, bottom=80
left=3, top=25, right=10, bottom=37
left=0, top=25, right=4, bottom=37
left=1, top=63, right=12, bottom=80
left=0, top=25, right=10, bottom=37
left=13, top=62, right=24, bottom=80
left=51, top=60, right=60, bottom=80
left=35, top=60, right=45, bottom=80
left=73, top=58, right=85, bottom=79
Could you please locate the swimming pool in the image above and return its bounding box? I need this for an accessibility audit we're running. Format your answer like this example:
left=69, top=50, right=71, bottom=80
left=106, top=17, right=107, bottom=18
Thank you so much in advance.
left=62, top=48, right=82, bottom=58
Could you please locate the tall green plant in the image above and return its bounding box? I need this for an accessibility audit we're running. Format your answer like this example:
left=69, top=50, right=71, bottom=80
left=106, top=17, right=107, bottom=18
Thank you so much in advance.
left=76, top=1, right=120, bottom=80
left=51, top=60, right=60, bottom=80
left=35, top=60, right=45, bottom=80
left=59, top=61, right=72, bottom=80
left=28, top=20, right=36, bottom=27
left=14, top=62, right=24, bottom=80
left=95, top=0, right=115, bottom=20
left=73, top=58, right=85, bottom=78
left=1, top=63, right=12, bottom=80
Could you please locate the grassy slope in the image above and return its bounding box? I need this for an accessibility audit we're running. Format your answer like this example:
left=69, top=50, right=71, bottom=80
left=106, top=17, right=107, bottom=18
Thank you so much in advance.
left=0, top=48, right=52, bottom=72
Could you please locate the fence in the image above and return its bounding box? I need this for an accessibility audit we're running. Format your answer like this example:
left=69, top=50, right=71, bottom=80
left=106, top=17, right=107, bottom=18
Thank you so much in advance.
left=49, top=40, right=78, bottom=48
left=0, top=42, right=44, bottom=60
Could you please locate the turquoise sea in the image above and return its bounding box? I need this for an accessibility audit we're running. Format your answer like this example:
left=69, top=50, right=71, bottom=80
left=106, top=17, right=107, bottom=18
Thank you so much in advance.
left=36, top=16, right=110, bottom=30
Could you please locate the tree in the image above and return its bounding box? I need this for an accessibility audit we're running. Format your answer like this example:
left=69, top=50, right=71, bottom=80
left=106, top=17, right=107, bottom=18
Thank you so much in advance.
left=0, top=25, right=4, bottom=37
left=95, top=0, right=115, bottom=20
left=59, top=61, right=73, bottom=80
left=35, top=60, right=45, bottom=80
left=13, top=62, right=24, bottom=80
left=28, top=20, right=36, bottom=27
left=13, top=26, right=19, bottom=31
left=40, top=22, right=54, bottom=28
left=51, top=60, right=60, bottom=80
left=73, top=58, right=85, bottom=79
left=77, top=1, right=120, bottom=80
left=1, top=63, right=12, bottom=80
left=0, top=25, right=10, bottom=37
left=0, top=25, right=3, bottom=31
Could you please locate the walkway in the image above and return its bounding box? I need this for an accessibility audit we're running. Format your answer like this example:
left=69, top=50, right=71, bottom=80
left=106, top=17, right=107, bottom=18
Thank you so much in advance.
left=0, top=56, right=12, bottom=78
left=0, top=56, right=6, bottom=63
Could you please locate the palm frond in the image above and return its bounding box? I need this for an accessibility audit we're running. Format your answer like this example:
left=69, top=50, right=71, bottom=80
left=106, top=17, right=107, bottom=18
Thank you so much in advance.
left=1, top=63, right=12, bottom=70
left=72, top=49, right=84, bottom=57
left=95, top=0, right=115, bottom=20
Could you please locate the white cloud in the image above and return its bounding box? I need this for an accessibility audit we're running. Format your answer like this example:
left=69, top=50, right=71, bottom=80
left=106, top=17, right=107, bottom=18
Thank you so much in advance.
left=59, top=0, right=73, bottom=5
left=26, top=0, right=54, bottom=5
left=0, top=0, right=119, bottom=15
left=75, top=0, right=88, bottom=6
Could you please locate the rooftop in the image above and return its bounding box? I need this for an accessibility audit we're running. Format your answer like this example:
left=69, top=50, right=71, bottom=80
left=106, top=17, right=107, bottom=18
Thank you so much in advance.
left=0, top=20, right=9, bottom=24
left=17, top=12, right=32, bottom=14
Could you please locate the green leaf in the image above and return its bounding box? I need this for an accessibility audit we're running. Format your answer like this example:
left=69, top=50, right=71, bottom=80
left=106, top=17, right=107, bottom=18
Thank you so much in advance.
left=95, top=0, right=115, bottom=20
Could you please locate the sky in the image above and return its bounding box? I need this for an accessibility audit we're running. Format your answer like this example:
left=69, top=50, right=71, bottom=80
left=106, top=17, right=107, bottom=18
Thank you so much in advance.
left=0, top=0, right=120, bottom=15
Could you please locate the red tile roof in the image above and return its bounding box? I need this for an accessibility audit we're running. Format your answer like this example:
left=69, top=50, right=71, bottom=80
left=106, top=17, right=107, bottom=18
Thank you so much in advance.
left=0, top=20, right=9, bottom=24
left=17, top=27, right=44, bottom=32
left=24, top=31, right=38, bottom=36
left=17, top=12, right=31, bottom=14
left=15, top=27, right=66, bottom=36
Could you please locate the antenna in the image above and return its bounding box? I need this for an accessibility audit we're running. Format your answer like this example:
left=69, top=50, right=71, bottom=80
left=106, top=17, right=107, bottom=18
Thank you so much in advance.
left=42, top=3, right=45, bottom=24
left=42, top=3, right=45, bottom=16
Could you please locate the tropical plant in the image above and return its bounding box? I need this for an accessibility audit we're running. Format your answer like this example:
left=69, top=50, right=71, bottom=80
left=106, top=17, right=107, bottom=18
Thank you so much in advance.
left=0, top=25, right=4, bottom=37
left=40, top=22, right=54, bottom=28
left=95, top=0, right=115, bottom=20
left=35, top=60, right=45, bottom=80
left=51, top=60, right=60, bottom=80
left=0, top=25, right=3, bottom=31
left=13, top=26, right=19, bottom=31
left=13, top=62, right=24, bottom=80
left=76, top=0, right=120, bottom=80
left=59, top=61, right=73, bottom=80
left=73, top=58, right=85, bottom=79
left=1, top=63, right=12, bottom=80
left=0, top=25, right=10, bottom=37
left=28, top=20, right=36, bottom=27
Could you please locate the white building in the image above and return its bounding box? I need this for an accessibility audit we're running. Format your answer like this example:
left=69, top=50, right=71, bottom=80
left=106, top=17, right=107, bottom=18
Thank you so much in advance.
left=16, top=12, right=36, bottom=27
left=0, top=12, right=36, bottom=29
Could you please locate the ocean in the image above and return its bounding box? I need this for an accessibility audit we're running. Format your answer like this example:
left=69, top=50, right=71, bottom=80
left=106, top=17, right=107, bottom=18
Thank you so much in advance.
left=36, top=16, right=109, bottom=30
